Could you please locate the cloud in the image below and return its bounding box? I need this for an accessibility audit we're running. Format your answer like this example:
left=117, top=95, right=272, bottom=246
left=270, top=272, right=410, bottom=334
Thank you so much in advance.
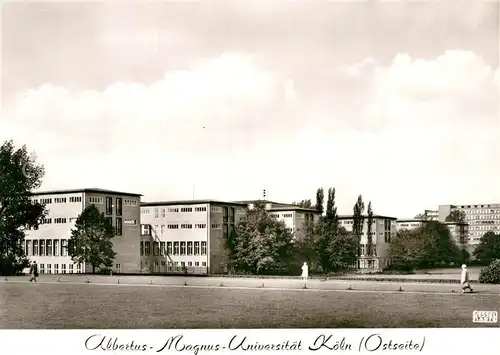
left=1, top=49, right=498, bottom=218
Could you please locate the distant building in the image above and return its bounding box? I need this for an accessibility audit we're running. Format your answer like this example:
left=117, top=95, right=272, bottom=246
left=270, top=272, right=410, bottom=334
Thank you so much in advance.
left=25, top=188, right=142, bottom=274
left=234, top=200, right=322, bottom=235
left=396, top=219, right=428, bottom=231
left=140, top=200, right=248, bottom=274
left=338, top=215, right=397, bottom=271
left=438, top=203, right=500, bottom=245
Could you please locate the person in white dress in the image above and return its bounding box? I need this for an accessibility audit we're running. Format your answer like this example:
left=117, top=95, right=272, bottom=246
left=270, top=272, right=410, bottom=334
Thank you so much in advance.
left=301, top=262, right=309, bottom=286
left=460, top=264, right=473, bottom=293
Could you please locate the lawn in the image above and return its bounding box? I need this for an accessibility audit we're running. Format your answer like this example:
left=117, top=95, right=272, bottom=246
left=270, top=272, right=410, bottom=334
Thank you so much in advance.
left=0, top=281, right=498, bottom=328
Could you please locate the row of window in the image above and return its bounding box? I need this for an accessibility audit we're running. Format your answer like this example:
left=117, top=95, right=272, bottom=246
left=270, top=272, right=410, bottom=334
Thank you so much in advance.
left=142, top=260, right=207, bottom=268
left=142, top=206, right=243, bottom=216
left=269, top=213, right=294, bottom=219
left=24, top=239, right=68, bottom=256
left=34, top=263, right=82, bottom=274
left=140, top=241, right=207, bottom=256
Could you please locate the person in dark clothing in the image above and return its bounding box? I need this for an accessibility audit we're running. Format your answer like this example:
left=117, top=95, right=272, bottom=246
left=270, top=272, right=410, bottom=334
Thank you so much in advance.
left=29, top=261, right=39, bottom=283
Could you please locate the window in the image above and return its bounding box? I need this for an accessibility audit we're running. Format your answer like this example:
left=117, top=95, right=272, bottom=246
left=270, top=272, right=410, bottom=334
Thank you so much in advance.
left=201, top=242, right=207, bottom=255
left=180, top=242, right=186, bottom=255
left=116, top=218, right=122, bottom=236
left=69, top=196, right=82, bottom=203
left=41, top=218, right=52, bottom=225
left=46, top=264, right=51, bottom=274
left=61, top=239, right=68, bottom=256
left=89, top=196, right=104, bottom=204
left=168, top=208, right=179, bottom=213
left=181, top=207, right=192, bottom=212
left=54, top=197, right=67, bottom=203
left=202, top=262, right=207, bottom=267
left=187, top=241, right=193, bottom=255
left=195, top=224, right=206, bottom=229
left=188, top=261, right=192, bottom=267
left=168, top=224, right=179, bottom=229
left=161, top=209, right=166, bottom=217
left=54, top=264, right=59, bottom=274
left=116, top=198, right=123, bottom=216
left=140, top=241, right=144, bottom=256
left=145, top=241, right=151, bottom=256
left=39, top=240, right=45, bottom=256
left=124, top=219, right=137, bottom=226
left=69, top=264, right=74, bottom=273
left=223, top=224, right=228, bottom=239
left=160, top=242, right=165, bottom=256
left=194, top=242, right=200, bottom=255
left=211, top=224, right=221, bottom=229
left=62, top=264, right=66, bottom=274
left=181, top=224, right=193, bottom=229
left=153, top=242, right=159, bottom=256
left=173, top=242, right=179, bottom=255
left=54, top=218, right=67, bottom=224
left=141, top=225, right=151, bottom=235
left=167, top=242, right=172, bottom=255
left=40, top=198, right=52, bottom=204
left=46, top=240, right=52, bottom=256
left=124, top=199, right=137, bottom=207
left=154, top=208, right=159, bottom=218
left=40, top=264, right=44, bottom=274
left=26, top=240, right=32, bottom=256
left=211, top=206, right=222, bottom=213
left=161, top=225, right=165, bottom=234
left=195, top=262, right=200, bottom=267
left=195, top=207, right=207, bottom=212
left=105, top=217, right=112, bottom=230
left=77, top=263, right=82, bottom=273
left=106, top=197, right=113, bottom=215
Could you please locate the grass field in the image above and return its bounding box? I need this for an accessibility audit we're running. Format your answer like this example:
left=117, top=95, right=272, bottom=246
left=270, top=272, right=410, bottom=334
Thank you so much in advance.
left=1, top=279, right=498, bottom=329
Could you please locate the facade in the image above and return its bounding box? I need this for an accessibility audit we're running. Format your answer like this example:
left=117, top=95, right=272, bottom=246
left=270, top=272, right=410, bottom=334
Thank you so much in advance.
left=338, top=215, right=397, bottom=271
left=438, top=203, right=500, bottom=246
left=139, top=200, right=248, bottom=274
left=25, top=188, right=142, bottom=274
left=235, top=200, right=322, bottom=234
left=396, top=219, right=428, bottom=231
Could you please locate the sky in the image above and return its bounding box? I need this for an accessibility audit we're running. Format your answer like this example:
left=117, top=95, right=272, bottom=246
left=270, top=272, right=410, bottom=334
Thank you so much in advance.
left=1, top=1, right=499, bottom=218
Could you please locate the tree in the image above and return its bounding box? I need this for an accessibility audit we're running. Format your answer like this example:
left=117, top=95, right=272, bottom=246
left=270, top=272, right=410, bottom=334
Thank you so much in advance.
left=325, top=187, right=339, bottom=228
left=293, top=199, right=312, bottom=208
left=473, top=231, right=500, bottom=264
left=230, top=201, right=295, bottom=275
left=293, top=217, right=318, bottom=269
left=445, top=210, right=466, bottom=223
left=423, top=221, right=461, bottom=267
left=67, top=205, right=117, bottom=274
left=352, top=195, right=365, bottom=257
left=315, top=188, right=324, bottom=214
left=0, top=140, right=46, bottom=276
left=389, top=229, right=436, bottom=270
left=366, top=202, right=374, bottom=257
left=326, top=227, right=358, bottom=271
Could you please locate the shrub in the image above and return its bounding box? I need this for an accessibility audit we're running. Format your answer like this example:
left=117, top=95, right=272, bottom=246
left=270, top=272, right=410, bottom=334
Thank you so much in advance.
left=478, top=259, right=500, bottom=284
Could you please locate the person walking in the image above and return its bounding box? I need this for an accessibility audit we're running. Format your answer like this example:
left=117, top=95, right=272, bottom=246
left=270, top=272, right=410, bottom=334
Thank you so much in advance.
left=301, top=262, right=309, bottom=288
left=29, top=261, right=39, bottom=283
left=460, top=264, right=473, bottom=293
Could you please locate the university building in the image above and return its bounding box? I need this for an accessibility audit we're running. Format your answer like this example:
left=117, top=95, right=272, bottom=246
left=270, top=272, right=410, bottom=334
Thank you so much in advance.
left=338, top=214, right=397, bottom=271
left=139, top=200, right=248, bottom=274
left=24, top=188, right=142, bottom=274
left=234, top=200, right=322, bottom=234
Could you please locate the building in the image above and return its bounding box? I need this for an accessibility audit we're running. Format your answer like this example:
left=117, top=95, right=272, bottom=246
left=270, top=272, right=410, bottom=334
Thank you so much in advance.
left=438, top=203, right=500, bottom=246
left=338, top=214, right=397, bottom=271
left=234, top=200, right=322, bottom=234
left=139, top=200, right=248, bottom=274
left=396, top=219, right=428, bottom=232
left=24, top=188, right=142, bottom=274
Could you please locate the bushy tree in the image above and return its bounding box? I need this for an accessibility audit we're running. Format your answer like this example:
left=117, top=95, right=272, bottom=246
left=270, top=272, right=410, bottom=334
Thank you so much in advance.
left=293, top=199, right=312, bottom=208
left=230, top=201, right=294, bottom=274
left=366, top=202, right=374, bottom=257
left=326, top=227, right=358, bottom=271
left=445, top=210, right=466, bottom=223
left=315, top=188, right=324, bottom=214
left=473, top=231, right=500, bottom=264
left=0, top=140, right=46, bottom=275
left=478, top=259, right=500, bottom=284
left=67, top=205, right=117, bottom=274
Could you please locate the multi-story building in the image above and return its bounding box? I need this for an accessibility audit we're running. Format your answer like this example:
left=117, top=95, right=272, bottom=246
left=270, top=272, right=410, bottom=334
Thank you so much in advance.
left=234, top=200, right=322, bottom=234
left=438, top=203, right=500, bottom=246
left=338, top=214, right=397, bottom=271
left=396, top=219, right=428, bottom=231
left=25, top=188, right=142, bottom=274
left=139, top=200, right=248, bottom=274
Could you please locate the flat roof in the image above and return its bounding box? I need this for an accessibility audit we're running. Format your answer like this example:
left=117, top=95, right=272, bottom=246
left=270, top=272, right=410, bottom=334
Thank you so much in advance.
left=141, top=200, right=249, bottom=207
left=338, top=214, right=397, bottom=220
left=268, top=207, right=322, bottom=213
left=397, top=219, right=429, bottom=223
left=30, top=188, right=143, bottom=197
left=233, top=199, right=320, bottom=212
